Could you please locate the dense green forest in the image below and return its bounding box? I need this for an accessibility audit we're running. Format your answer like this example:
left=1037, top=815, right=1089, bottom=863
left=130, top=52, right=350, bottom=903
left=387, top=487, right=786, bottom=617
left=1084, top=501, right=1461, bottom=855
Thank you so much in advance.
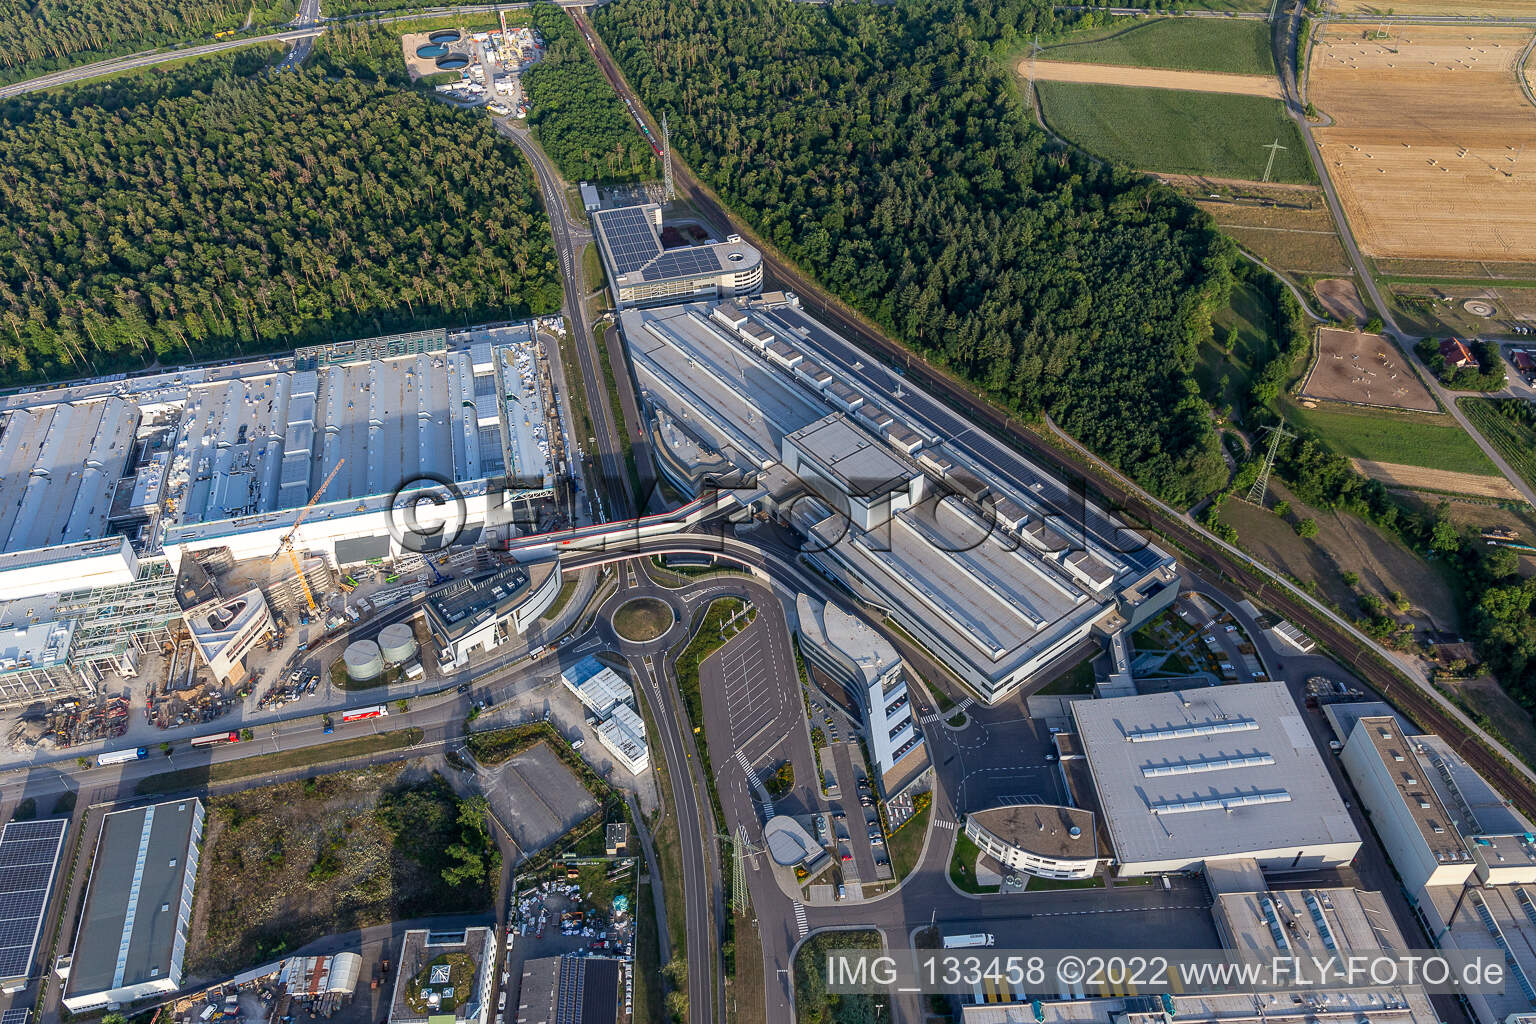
left=0, top=58, right=560, bottom=380
left=524, top=3, right=656, bottom=184
left=596, top=0, right=1233, bottom=504
left=0, top=0, right=295, bottom=83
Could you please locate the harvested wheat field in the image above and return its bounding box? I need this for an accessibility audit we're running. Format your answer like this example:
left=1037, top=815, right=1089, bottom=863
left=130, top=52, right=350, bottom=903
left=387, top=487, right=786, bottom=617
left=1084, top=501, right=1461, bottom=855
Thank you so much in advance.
left=1309, top=26, right=1536, bottom=261
left=1352, top=459, right=1523, bottom=499
left=1024, top=60, right=1281, bottom=97
left=1337, top=0, right=1536, bottom=14
left=1300, top=327, right=1438, bottom=411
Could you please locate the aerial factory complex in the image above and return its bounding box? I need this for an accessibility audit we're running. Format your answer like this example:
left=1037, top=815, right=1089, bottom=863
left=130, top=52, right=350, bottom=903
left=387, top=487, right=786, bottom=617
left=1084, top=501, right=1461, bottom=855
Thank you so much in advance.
left=622, top=296, right=1179, bottom=703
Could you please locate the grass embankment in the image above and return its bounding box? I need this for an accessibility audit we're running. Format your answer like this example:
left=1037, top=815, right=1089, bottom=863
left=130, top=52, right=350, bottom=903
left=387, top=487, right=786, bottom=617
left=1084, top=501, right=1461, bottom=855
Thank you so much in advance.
left=674, top=598, right=756, bottom=831
left=793, top=930, right=887, bottom=1024
left=1036, top=83, right=1314, bottom=184
left=1041, top=18, right=1276, bottom=76
left=886, top=797, right=932, bottom=882
left=1282, top=400, right=1498, bottom=475
left=136, top=728, right=423, bottom=795
left=540, top=577, right=580, bottom=622
left=1459, top=397, right=1536, bottom=494
left=184, top=765, right=494, bottom=976
left=948, top=832, right=1000, bottom=895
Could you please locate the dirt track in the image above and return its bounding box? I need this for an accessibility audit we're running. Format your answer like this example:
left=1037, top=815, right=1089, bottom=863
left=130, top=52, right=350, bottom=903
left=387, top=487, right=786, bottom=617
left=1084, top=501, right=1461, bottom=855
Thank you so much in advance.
left=1353, top=458, right=1521, bottom=499
left=1020, top=60, right=1282, bottom=98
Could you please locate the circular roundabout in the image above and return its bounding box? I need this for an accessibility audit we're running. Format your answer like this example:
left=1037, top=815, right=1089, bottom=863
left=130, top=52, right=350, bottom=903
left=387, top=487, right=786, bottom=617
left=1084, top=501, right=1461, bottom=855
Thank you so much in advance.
left=611, top=596, right=675, bottom=643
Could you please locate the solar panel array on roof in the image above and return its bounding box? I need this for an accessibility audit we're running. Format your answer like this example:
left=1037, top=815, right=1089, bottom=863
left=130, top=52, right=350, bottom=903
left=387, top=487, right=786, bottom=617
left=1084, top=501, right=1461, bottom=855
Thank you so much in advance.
left=2, top=1006, right=31, bottom=1024
left=641, top=247, right=722, bottom=282
left=594, top=207, right=661, bottom=275
left=0, top=817, right=67, bottom=982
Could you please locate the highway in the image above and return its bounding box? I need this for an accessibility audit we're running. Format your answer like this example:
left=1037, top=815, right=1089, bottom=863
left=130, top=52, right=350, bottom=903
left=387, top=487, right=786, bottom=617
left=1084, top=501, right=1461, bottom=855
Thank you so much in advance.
left=494, top=118, right=633, bottom=523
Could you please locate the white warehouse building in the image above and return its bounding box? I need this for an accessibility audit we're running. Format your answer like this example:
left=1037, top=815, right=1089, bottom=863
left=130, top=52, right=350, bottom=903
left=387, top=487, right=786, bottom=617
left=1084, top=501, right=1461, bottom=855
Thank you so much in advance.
left=1072, top=682, right=1361, bottom=876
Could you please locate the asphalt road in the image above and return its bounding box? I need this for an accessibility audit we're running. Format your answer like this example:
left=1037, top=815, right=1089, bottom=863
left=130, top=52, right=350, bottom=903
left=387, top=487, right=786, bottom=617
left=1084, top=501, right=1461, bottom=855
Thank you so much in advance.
left=494, top=119, right=633, bottom=523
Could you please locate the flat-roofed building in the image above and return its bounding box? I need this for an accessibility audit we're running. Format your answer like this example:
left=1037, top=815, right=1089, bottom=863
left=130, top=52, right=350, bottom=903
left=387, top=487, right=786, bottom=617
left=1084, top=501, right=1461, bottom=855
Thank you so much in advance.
left=0, top=817, right=69, bottom=992
left=959, top=883, right=1440, bottom=1023
left=964, top=804, right=1100, bottom=880
left=795, top=594, right=926, bottom=795
left=781, top=415, right=922, bottom=531
left=594, top=703, right=649, bottom=775
left=1340, top=716, right=1476, bottom=891
left=62, top=799, right=204, bottom=1012
left=1072, top=682, right=1360, bottom=876
left=561, top=657, right=633, bottom=717
left=592, top=204, right=761, bottom=309
left=424, top=559, right=563, bottom=668
left=618, top=299, right=1181, bottom=705
left=387, top=927, right=496, bottom=1024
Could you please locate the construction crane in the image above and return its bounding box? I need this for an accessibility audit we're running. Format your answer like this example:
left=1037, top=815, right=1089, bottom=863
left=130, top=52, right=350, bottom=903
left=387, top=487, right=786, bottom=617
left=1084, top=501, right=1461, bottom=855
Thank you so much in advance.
left=270, top=458, right=345, bottom=614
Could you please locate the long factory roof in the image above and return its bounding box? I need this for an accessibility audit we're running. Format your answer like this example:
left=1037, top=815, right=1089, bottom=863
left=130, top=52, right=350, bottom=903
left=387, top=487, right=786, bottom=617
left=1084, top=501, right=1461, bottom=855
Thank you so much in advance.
left=0, top=327, right=554, bottom=558
left=621, top=300, right=1153, bottom=684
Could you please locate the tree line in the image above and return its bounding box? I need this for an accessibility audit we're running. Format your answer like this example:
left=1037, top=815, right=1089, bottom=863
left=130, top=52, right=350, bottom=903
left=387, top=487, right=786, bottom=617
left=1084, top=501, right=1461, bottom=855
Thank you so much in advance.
left=595, top=0, right=1234, bottom=505
left=0, top=57, right=560, bottom=381
left=524, top=3, right=657, bottom=184
left=0, top=0, right=295, bottom=84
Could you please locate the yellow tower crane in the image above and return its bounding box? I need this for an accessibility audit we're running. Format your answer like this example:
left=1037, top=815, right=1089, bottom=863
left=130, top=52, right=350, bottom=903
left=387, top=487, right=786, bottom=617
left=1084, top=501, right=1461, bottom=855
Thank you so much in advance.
left=270, top=458, right=345, bottom=614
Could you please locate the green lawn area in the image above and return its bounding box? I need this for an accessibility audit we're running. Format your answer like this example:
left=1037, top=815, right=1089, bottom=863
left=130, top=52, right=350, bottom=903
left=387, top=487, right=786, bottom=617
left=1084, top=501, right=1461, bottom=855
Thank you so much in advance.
left=887, top=799, right=932, bottom=882
left=1196, top=281, right=1279, bottom=411
left=1041, top=18, right=1275, bottom=76
left=948, top=832, right=1000, bottom=894
left=136, top=728, right=424, bottom=795
left=612, top=596, right=673, bottom=642
left=1038, top=653, right=1097, bottom=696
left=1281, top=400, right=1498, bottom=475
left=793, top=930, right=886, bottom=1024
left=1459, top=398, right=1536, bottom=494
left=1037, top=83, right=1314, bottom=184
left=1026, top=873, right=1106, bottom=891
left=539, top=578, right=579, bottom=622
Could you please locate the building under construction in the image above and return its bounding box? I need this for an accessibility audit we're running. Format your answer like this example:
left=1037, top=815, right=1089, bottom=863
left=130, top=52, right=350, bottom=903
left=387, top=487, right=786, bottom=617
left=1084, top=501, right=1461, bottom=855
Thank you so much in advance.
left=0, top=323, right=565, bottom=699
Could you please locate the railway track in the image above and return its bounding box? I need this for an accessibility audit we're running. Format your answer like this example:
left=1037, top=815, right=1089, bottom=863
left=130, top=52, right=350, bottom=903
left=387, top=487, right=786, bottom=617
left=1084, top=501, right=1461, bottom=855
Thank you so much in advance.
left=574, top=10, right=1536, bottom=824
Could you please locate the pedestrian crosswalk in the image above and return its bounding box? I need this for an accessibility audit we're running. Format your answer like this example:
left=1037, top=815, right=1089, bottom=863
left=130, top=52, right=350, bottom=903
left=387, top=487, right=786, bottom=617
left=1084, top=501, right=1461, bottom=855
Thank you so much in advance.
left=793, top=901, right=809, bottom=939
left=921, top=696, right=974, bottom=725
left=735, top=749, right=774, bottom=819
left=933, top=819, right=957, bottom=831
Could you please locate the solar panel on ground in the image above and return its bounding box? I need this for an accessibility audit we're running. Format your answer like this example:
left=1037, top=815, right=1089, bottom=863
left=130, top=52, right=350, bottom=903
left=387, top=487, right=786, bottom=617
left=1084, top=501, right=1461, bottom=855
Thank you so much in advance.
left=0, top=817, right=66, bottom=982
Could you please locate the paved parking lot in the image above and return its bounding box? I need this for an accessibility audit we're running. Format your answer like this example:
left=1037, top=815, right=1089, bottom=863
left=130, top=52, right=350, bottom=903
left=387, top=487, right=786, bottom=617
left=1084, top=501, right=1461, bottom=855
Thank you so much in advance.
left=714, top=625, right=790, bottom=748
left=479, top=742, right=598, bottom=856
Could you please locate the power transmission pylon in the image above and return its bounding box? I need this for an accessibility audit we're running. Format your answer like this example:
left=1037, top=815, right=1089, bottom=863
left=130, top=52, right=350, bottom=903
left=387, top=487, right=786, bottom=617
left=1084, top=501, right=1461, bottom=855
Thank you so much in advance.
left=718, top=827, right=763, bottom=915
left=1260, top=138, right=1287, bottom=183
left=1246, top=421, right=1295, bottom=506
left=662, top=111, right=675, bottom=203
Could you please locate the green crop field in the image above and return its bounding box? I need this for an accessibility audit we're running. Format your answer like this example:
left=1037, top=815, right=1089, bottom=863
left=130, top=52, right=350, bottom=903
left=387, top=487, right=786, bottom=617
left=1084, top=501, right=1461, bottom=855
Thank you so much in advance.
left=1460, top=398, right=1536, bottom=494
left=1036, top=83, right=1314, bottom=184
left=1282, top=401, right=1498, bottom=475
left=1041, top=18, right=1276, bottom=76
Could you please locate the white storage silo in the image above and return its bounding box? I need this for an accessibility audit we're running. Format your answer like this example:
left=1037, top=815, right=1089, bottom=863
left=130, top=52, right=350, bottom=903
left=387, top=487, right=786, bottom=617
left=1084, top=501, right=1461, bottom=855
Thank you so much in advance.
left=378, top=622, right=418, bottom=666
left=344, top=639, right=385, bottom=682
